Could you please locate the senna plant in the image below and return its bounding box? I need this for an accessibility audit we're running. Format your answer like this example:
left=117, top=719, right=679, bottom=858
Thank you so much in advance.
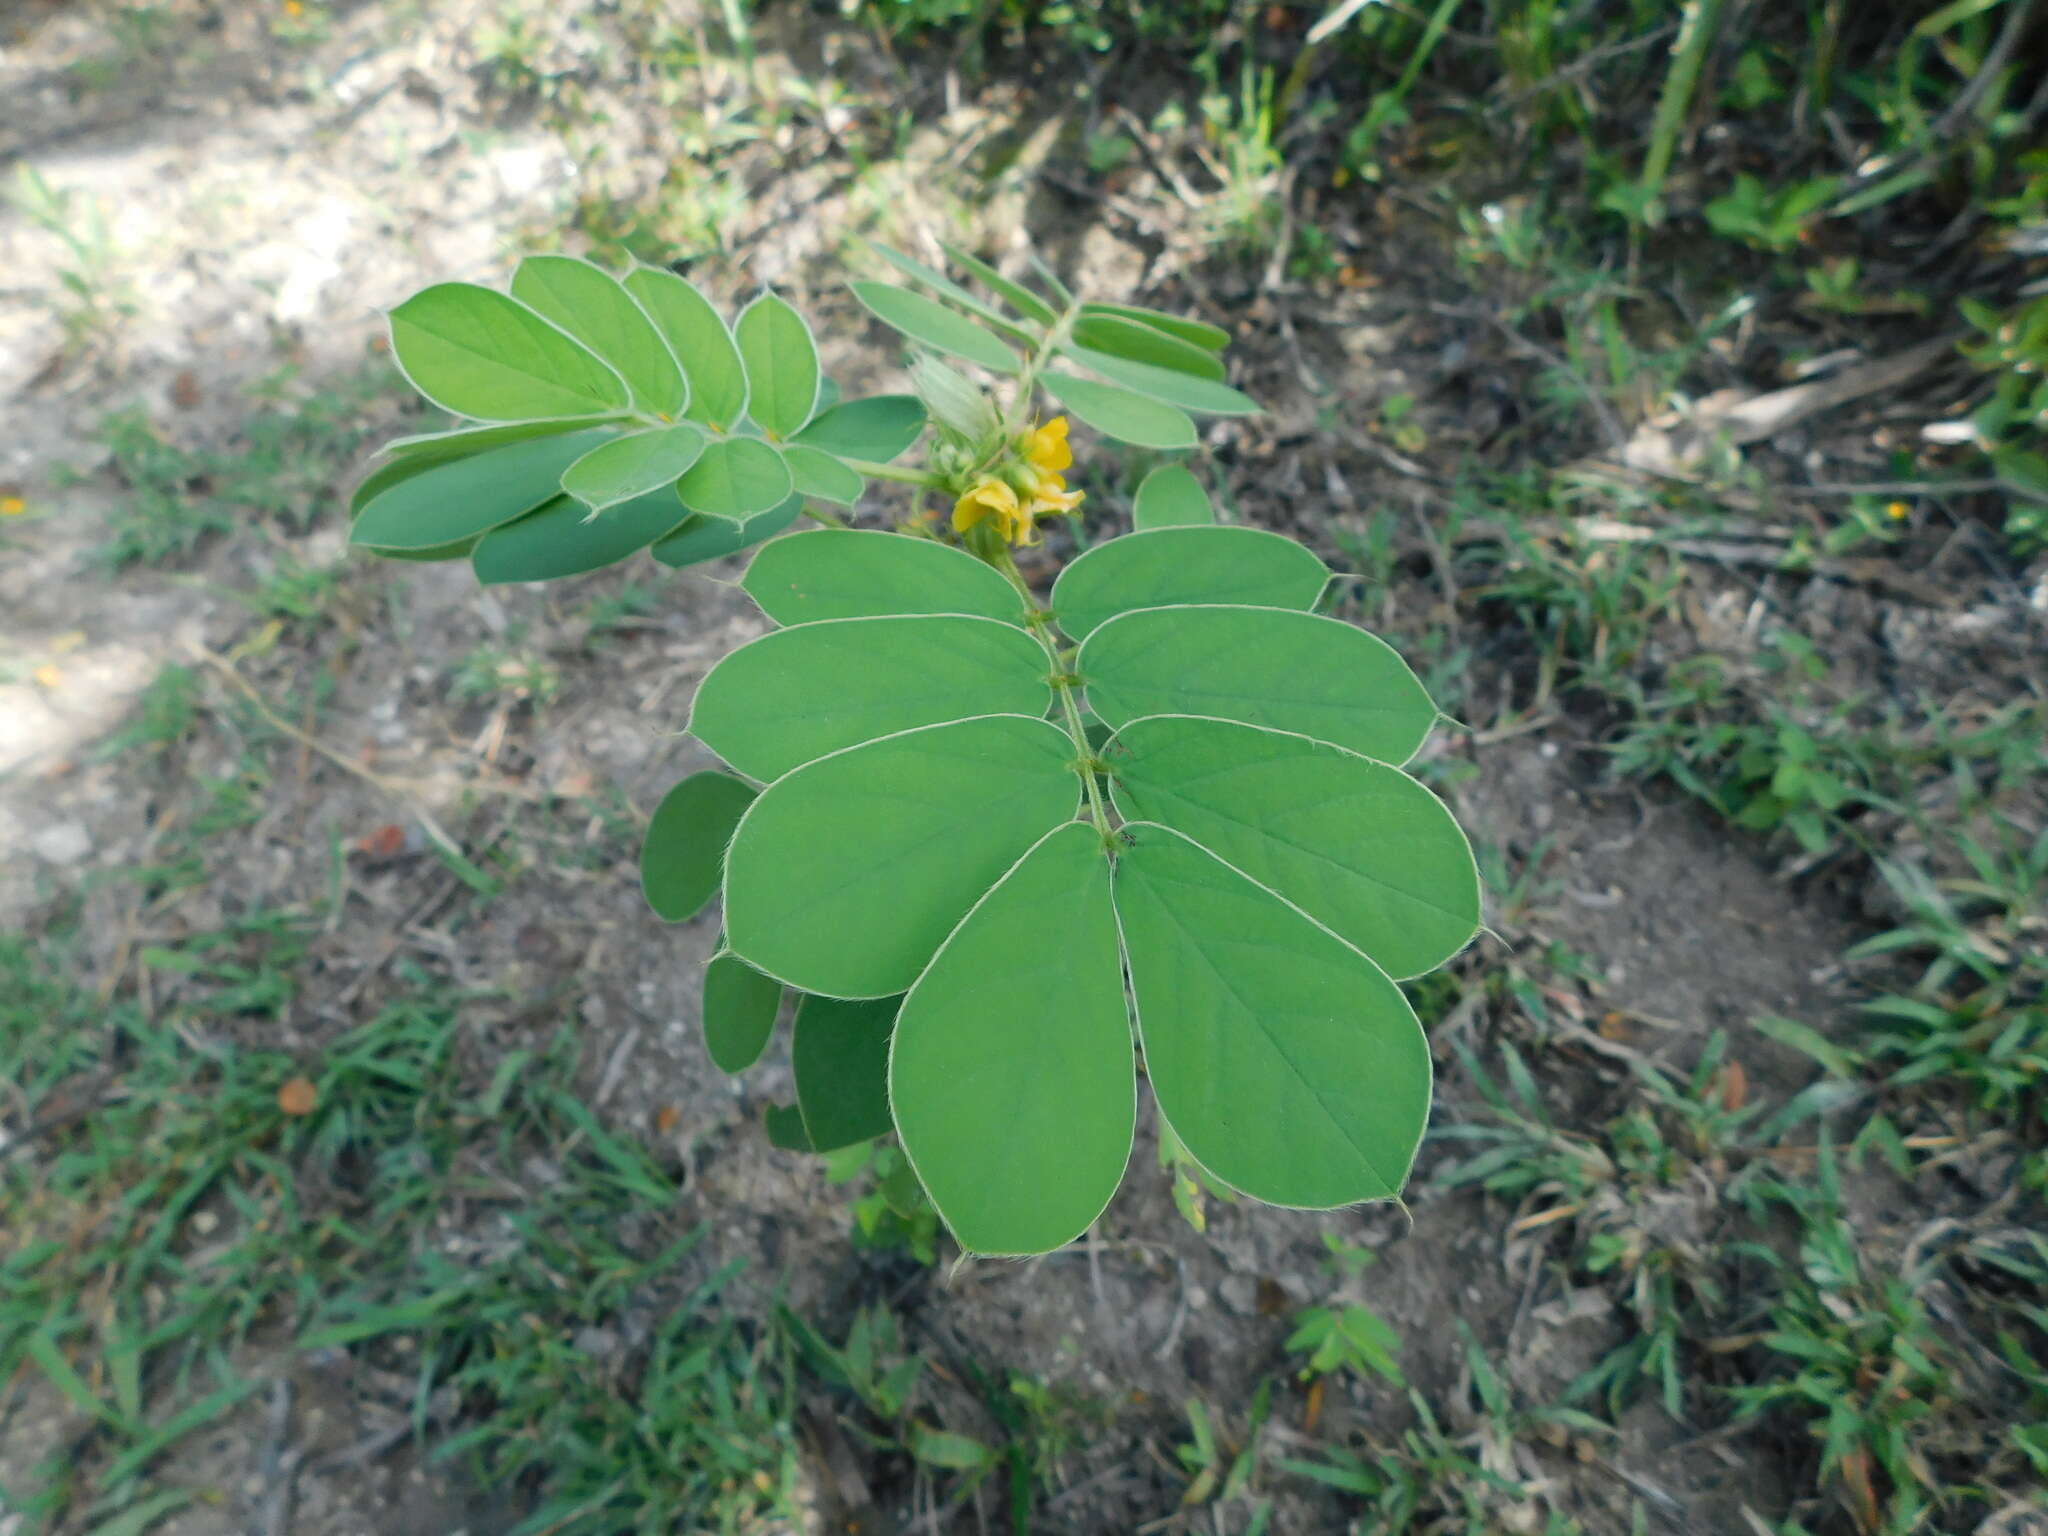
left=347, top=244, right=1481, bottom=1257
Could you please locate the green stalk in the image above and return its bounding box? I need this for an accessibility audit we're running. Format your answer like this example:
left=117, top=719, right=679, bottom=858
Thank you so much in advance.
left=839, top=457, right=946, bottom=488
left=993, top=549, right=1111, bottom=841
left=1640, top=0, right=1729, bottom=213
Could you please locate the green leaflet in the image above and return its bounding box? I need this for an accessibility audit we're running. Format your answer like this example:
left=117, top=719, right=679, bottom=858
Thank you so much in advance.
left=688, top=615, right=1051, bottom=782
left=734, top=292, right=821, bottom=438
left=1078, top=301, right=1230, bottom=352
left=1113, top=823, right=1430, bottom=1208
left=702, top=952, right=781, bottom=1074
left=623, top=266, right=750, bottom=431
left=938, top=243, right=1058, bottom=326
left=349, top=429, right=615, bottom=550
left=1080, top=605, right=1438, bottom=765
left=472, top=488, right=694, bottom=585
left=791, top=395, right=927, bottom=462
left=765, top=1102, right=813, bottom=1152
left=866, top=245, right=1030, bottom=338
left=794, top=994, right=900, bottom=1151
left=850, top=282, right=1021, bottom=374
left=649, top=499, right=801, bottom=569
left=1040, top=371, right=1197, bottom=449
left=560, top=422, right=708, bottom=514
left=1063, top=347, right=1261, bottom=416
left=1069, top=313, right=1226, bottom=380
left=388, top=283, right=629, bottom=421
left=355, top=418, right=625, bottom=512
left=1131, top=464, right=1215, bottom=529
left=891, top=823, right=1133, bottom=1256
left=510, top=255, right=687, bottom=418
left=641, top=770, right=758, bottom=922
left=722, top=715, right=1080, bottom=998
left=782, top=444, right=864, bottom=505
left=1107, top=715, right=1480, bottom=979
left=740, top=529, right=1024, bottom=627
left=1051, top=526, right=1328, bottom=640
left=675, top=437, right=792, bottom=520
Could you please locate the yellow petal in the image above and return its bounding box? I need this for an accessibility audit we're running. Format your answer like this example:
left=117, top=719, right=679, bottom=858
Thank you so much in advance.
left=1024, top=417, right=1073, bottom=475
left=951, top=479, right=1017, bottom=534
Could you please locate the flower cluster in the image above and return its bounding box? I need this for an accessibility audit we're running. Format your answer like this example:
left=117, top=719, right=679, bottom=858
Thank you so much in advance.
left=951, top=418, right=1084, bottom=547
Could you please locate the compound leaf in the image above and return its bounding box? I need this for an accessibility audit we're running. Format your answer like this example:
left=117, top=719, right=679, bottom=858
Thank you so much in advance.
left=1113, top=824, right=1429, bottom=1207
left=560, top=422, right=708, bottom=514
left=794, top=994, right=900, bottom=1151
left=641, top=770, right=758, bottom=922
left=1052, top=527, right=1326, bottom=640
left=689, top=615, right=1051, bottom=782
left=1131, top=464, right=1215, bottom=529
left=791, top=395, right=927, bottom=462
left=349, top=429, right=615, bottom=550
left=850, top=282, right=1021, bottom=374
left=939, top=243, right=1059, bottom=327
left=1108, top=715, right=1479, bottom=979
left=472, top=487, right=693, bottom=584
left=741, top=529, right=1023, bottom=627
left=1064, top=347, right=1260, bottom=416
left=723, top=715, right=1079, bottom=998
left=510, top=255, right=686, bottom=417
left=734, top=292, right=821, bottom=438
left=388, top=283, right=629, bottom=421
left=1080, top=606, right=1436, bottom=764
left=892, top=823, right=1132, bottom=1256
left=623, top=266, right=750, bottom=430
left=675, top=437, right=792, bottom=520
left=1041, top=371, right=1197, bottom=449
left=703, top=952, right=782, bottom=1074
left=867, top=245, right=1030, bottom=338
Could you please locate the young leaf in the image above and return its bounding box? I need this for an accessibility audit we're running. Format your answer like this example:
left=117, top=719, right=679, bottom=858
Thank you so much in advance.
left=1064, top=347, right=1261, bottom=416
left=388, top=283, right=630, bottom=421
left=1114, top=824, right=1429, bottom=1207
left=674, top=437, right=793, bottom=520
left=349, top=429, right=616, bottom=550
left=1078, top=301, right=1230, bottom=351
left=1052, top=527, right=1327, bottom=640
left=867, top=244, right=1032, bottom=338
left=850, top=282, right=1021, bottom=374
left=510, top=255, right=687, bottom=418
left=1132, top=464, right=1215, bottom=529
left=790, top=395, right=927, bottom=462
left=782, top=444, right=864, bottom=505
left=939, top=243, right=1059, bottom=327
left=793, top=994, right=899, bottom=1151
left=560, top=422, right=709, bottom=514
left=623, top=266, right=750, bottom=430
left=688, top=615, right=1052, bottom=782
left=740, top=529, right=1024, bottom=627
left=649, top=498, right=802, bottom=569
left=703, top=952, right=782, bottom=1074
left=1070, top=314, right=1226, bottom=380
left=723, top=715, right=1080, bottom=998
left=1107, top=715, right=1480, bottom=979
left=471, top=488, right=693, bottom=584
left=1041, top=371, right=1197, bottom=449
left=734, top=292, right=822, bottom=438
left=892, top=823, right=1133, bottom=1256
left=1080, top=605, right=1437, bottom=765
left=641, top=770, right=759, bottom=922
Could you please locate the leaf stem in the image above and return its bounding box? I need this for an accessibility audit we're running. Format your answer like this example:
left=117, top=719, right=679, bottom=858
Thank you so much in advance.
left=840, top=457, right=946, bottom=488
left=993, top=549, right=1110, bottom=839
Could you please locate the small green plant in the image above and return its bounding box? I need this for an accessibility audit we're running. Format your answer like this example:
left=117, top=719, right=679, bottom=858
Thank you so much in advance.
left=9, top=165, right=135, bottom=354
left=1702, top=172, right=1841, bottom=252
left=347, top=245, right=1483, bottom=1257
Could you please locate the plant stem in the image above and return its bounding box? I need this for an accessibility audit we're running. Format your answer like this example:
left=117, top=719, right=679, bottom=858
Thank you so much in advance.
left=993, top=549, right=1111, bottom=839
left=839, top=457, right=946, bottom=488
left=798, top=503, right=849, bottom=528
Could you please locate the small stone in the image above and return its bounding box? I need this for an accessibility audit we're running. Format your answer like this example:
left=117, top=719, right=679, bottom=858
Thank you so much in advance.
left=30, top=821, right=91, bottom=865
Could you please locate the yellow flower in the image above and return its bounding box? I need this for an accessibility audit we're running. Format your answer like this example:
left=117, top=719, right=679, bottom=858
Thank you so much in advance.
left=0, top=497, right=24, bottom=517
left=953, top=479, right=1033, bottom=545
left=1022, top=417, right=1073, bottom=476
left=1885, top=500, right=1910, bottom=521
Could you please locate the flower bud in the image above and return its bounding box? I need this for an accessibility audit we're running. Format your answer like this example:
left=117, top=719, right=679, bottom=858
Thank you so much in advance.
left=909, top=354, right=999, bottom=443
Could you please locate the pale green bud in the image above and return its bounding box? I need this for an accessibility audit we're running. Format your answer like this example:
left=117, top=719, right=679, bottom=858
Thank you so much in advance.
left=909, top=354, right=999, bottom=443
